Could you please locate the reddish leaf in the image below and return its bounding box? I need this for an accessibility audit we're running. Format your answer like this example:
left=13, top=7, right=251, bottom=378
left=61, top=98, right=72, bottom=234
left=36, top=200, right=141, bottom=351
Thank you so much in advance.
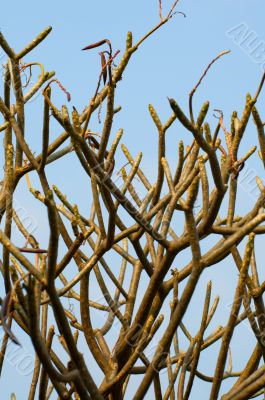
left=82, top=39, right=107, bottom=51
left=1, top=292, right=21, bottom=346
left=99, top=52, right=107, bottom=85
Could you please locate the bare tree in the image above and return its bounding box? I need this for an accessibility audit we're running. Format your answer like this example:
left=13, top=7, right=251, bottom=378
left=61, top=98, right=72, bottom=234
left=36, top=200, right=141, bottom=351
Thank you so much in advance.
left=0, top=1, right=265, bottom=399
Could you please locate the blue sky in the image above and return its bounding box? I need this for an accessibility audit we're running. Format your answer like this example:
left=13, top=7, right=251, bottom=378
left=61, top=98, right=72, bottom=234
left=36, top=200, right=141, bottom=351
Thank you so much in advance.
left=0, top=1, right=265, bottom=399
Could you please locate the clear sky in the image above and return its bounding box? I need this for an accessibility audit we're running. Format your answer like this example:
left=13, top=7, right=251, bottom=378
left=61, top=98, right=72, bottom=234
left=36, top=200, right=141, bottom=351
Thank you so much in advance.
left=0, top=1, right=265, bottom=399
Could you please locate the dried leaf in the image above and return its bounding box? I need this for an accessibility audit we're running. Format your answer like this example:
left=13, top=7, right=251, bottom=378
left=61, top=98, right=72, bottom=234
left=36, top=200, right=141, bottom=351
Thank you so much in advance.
left=99, top=52, right=107, bottom=85
left=1, top=292, right=21, bottom=346
left=82, top=39, right=107, bottom=51
left=1, top=291, right=11, bottom=319
left=82, top=38, right=112, bottom=56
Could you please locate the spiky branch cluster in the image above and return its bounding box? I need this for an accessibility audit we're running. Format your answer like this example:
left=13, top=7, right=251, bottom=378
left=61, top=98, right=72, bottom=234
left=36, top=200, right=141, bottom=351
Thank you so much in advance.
left=0, top=2, right=265, bottom=399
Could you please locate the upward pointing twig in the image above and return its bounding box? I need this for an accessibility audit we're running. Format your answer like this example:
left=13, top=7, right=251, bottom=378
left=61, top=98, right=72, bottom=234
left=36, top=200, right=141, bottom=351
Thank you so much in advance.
left=159, top=0, right=163, bottom=21
left=189, top=50, right=231, bottom=123
left=253, top=71, right=265, bottom=103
